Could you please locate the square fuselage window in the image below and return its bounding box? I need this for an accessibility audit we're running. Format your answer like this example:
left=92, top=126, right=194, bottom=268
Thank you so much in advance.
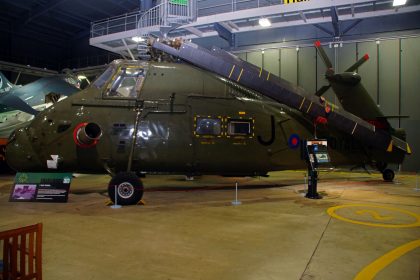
left=196, top=118, right=221, bottom=136
left=228, top=120, right=251, bottom=136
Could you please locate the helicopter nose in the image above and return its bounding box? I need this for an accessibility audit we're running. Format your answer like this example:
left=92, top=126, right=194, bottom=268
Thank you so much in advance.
left=5, top=128, right=43, bottom=171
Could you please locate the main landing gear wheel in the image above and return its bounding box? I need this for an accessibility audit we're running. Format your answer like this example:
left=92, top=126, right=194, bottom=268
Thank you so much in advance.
left=382, top=168, right=395, bottom=182
left=108, top=172, right=143, bottom=205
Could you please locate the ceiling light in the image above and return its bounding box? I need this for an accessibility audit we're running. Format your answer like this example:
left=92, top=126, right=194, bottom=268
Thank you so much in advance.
left=393, top=0, right=406, bottom=6
left=131, top=36, right=145, bottom=43
left=259, top=18, right=271, bottom=27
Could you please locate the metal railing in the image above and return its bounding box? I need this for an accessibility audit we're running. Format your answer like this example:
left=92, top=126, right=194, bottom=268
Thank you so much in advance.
left=197, top=0, right=282, bottom=17
left=138, top=0, right=196, bottom=30
left=90, top=0, right=282, bottom=39
left=91, top=11, right=143, bottom=38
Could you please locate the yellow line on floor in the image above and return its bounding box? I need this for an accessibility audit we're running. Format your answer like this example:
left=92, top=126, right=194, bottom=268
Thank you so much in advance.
left=354, top=239, right=420, bottom=280
left=327, top=204, right=420, bottom=228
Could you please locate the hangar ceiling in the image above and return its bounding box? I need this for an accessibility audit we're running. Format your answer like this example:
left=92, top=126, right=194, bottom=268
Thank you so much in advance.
left=0, top=0, right=139, bottom=44
left=0, top=0, right=420, bottom=69
left=0, top=0, right=139, bottom=70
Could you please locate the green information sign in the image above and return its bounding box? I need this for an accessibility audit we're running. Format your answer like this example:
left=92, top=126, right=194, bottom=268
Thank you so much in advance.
left=169, top=0, right=188, bottom=5
left=10, top=172, right=72, bottom=203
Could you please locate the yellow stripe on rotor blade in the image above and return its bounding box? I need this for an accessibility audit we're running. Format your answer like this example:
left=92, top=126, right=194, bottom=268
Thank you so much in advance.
left=306, top=102, right=313, bottom=113
left=237, top=68, right=243, bottom=82
left=299, top=97, right=306, bottom=110
left=387, top=140, right=393, bottom=152
left=228, top=65, right=236, bottom=79
left=406, top=143, right=412, bottom=154
left=351, top=123, right=358, bottom=135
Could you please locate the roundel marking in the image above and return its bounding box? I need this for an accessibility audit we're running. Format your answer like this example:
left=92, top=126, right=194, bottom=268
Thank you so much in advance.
left=288, top=134, right=300, bottom=149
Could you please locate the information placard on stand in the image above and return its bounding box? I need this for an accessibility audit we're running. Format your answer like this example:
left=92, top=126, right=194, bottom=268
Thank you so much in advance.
left=9, top=173, right=72, bottom=203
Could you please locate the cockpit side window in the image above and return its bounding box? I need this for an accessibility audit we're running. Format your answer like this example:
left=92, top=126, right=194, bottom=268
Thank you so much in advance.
left=92, top=66, right=115, bottom=89
left=106, top=67, right=145, bottom=99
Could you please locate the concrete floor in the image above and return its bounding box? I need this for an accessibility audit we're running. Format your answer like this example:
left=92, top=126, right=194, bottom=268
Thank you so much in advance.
left=0, top=170, right=419, bottom=280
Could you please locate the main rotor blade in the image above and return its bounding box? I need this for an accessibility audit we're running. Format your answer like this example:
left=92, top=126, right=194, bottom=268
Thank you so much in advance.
left=345, top=54, right=369, bottom=72
left=315, top=85, right=331, bottom=97
left=314, top=41, right=333, bottom=69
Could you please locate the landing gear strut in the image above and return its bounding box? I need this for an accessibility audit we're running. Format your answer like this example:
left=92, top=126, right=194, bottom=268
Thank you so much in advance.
left=108, top=172, right=144, bottom=205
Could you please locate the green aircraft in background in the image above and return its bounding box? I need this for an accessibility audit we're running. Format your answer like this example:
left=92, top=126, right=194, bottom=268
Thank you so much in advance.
left=5, top=39, right=411, bottom=205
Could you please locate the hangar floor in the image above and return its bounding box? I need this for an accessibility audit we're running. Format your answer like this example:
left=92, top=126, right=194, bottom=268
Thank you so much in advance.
left=0, top=171, right=419, bottom=280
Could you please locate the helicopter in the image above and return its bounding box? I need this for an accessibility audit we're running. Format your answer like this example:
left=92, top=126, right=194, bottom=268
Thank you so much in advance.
left=5, top=39, right=411, bottom=205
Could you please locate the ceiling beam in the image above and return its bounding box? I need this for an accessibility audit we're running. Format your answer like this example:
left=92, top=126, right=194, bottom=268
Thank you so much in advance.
left=103, top=0, right=133, bottom=13
left=23, top=0, right=69, bottom=25
left=342, top=19, right=363, bottom=35
left=56, top=9, right=91, bottom=24
left=331, top=6, right=340, bottom=37
left=76, top=1, right=114, bottom=18
left=226, top=21, right=240, bottom=31
left=182, top=0, right=376, bottom=28
left=313, top=24, right=334, bottom=36
left=29, top=20, right=75, bottom=37
left=176, top=5, right=420, bottom=40
left=299, top=11, right=307, bottom=23
left=214, top=22, right=234, bottom=46
left=0, top=26, right=64, bottom=47
left=184, top=26, right=203, bottom=37
left=218, top=22, right=234, bottom=32
left=49, top=12, right=88, bottom=30
left=71, top=29, right=92, bottom=41
left=1, top=0, right=30, bottom=11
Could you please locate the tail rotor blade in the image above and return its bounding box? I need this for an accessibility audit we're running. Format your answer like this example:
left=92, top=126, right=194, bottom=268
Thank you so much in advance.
left=314, top=41, right=333, bottom=69
left=345, top=54, right=369, bottom=72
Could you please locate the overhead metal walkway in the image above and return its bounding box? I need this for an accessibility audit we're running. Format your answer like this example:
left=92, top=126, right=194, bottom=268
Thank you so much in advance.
left=152, top=40, right=410, bottom=154
left=90, top=0, right=420, bottom=58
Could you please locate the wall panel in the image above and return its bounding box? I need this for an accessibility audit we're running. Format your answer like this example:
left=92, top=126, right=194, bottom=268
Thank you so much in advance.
left=378, top=39, right=400, bottom=128
left=263, top=49, right=280, bottom=76
left=357, top=41, right=378, bottom=103
left=280, top=48, right=297, bottom=84
left=237, top=52, right=247, bottom=61
left=246, top=51, right=262, bottom=68
left=297, top=47, right=316, bottom=93
left=401, top=37, right=420, bottom=171
left=316, top=45, right=335, bottom=102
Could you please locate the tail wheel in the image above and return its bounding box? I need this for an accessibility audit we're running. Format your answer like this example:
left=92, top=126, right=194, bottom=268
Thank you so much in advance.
left=108, top=172, right=143, bottom=205
left=382, top=169, right=395, bottom=182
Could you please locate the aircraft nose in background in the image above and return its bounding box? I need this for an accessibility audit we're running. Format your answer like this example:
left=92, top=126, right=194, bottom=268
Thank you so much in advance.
left=5, top=128, right=43, bottom=171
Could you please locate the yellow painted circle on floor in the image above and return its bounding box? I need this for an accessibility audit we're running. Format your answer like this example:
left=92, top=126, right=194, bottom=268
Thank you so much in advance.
left=327, top=204, right=420, bottom=228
